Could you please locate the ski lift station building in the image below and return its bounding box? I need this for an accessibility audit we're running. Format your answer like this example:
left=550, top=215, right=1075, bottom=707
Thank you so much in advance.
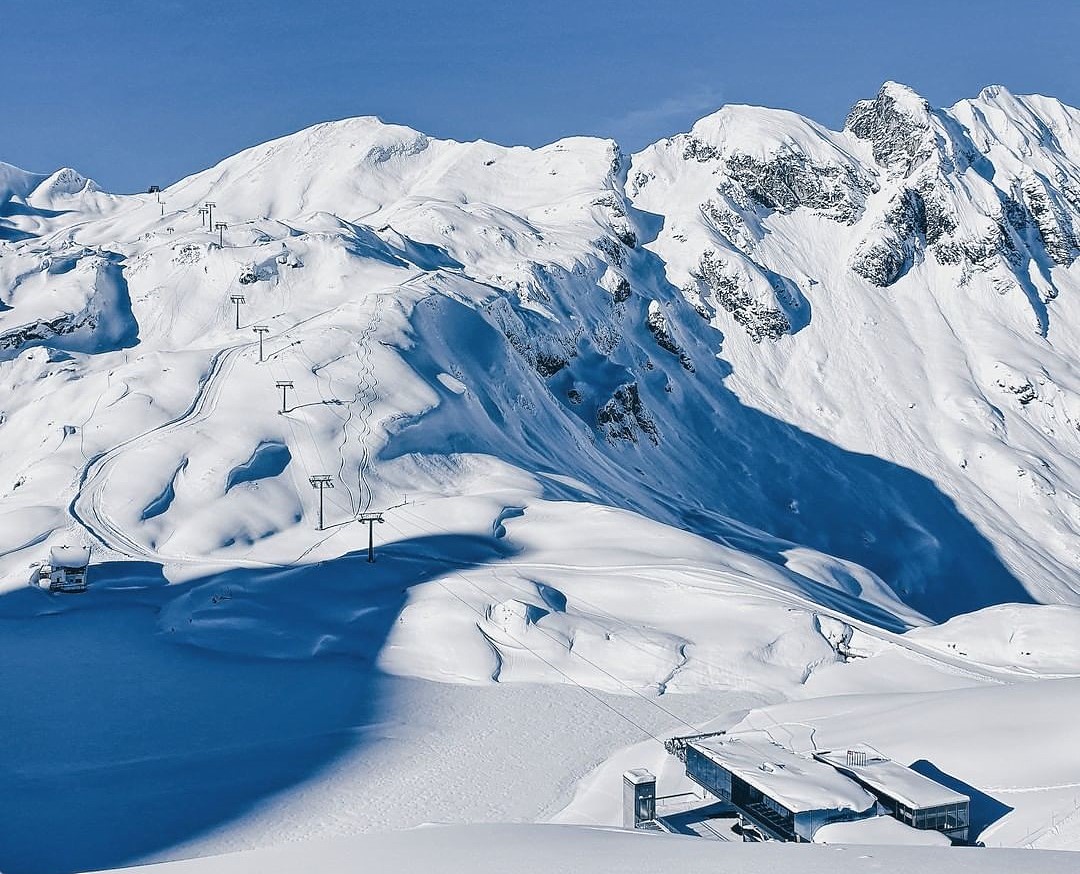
left=813, top=745, right=970, bottom=843
left=677, top=734, right=970, bottom=844
left=682, top=734, right=877, bottom=842
left=38, top=546, right=90, bottom=593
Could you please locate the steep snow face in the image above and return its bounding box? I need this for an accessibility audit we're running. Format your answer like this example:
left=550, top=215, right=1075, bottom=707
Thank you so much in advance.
left=0, top=161, right=45, bottom=207
left=632, top=81, right=1080, bottom=607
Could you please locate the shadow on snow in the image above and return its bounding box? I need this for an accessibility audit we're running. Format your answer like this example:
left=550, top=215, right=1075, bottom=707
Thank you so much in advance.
left=910, top=760, right=1014, bottom=837
left=0, top=534, right=510, bottom=874
left=386, top=292, right=1031, bottom=626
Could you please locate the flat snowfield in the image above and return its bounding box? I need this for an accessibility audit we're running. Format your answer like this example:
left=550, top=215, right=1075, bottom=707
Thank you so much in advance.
left=91, top=824, right=1078, bottom=874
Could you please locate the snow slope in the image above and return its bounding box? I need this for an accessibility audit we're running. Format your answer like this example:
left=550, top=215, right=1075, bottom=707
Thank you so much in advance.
left=1, top=82, right=1079, bottom=871
left=86, top=823, right=1080, bottom=874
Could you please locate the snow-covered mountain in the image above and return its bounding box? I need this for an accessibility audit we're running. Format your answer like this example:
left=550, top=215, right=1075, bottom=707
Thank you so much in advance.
left=2, top=82, right=1080, bottom=871
left=3, top=82, right=1077, bottom=613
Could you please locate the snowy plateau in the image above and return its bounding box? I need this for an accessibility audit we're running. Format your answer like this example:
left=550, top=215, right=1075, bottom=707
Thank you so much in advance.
left=1, top=81, right=1080, bottom=873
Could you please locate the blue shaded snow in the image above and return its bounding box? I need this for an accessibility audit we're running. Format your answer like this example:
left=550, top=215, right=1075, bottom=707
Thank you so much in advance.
left=225, top=441, right=292, bottom=492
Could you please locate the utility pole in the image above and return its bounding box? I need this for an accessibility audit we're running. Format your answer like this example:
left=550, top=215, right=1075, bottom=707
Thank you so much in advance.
left=309, top=476, right=334, bottom=530
left=253, top=325, right=269, bottom=361
left=198, top=206, right=208, bottom=227
left=230, top=294, right=245, bottom=329
left=276, top=380, right=293, bottom=413
left=358, top=512, right=385, bottom=563
left=205, top=201, right=216, bottom=231
left=215, top=221, right=228, bottom=247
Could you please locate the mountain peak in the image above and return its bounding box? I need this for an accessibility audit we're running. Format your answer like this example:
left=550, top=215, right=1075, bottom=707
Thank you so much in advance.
left=977, top=83, right=1015, bottom=103
left=877, top=81, right=931, bottom=113
left=844, top=82, right=934, bottom=172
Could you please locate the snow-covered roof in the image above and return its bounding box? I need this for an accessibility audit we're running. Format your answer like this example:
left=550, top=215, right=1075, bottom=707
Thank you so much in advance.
left=813, top=815, right=951, bottom=846
left=689, top=733, right=876, bottom=815
left=813, top=745, right=968, bottom=810
left=49, top=545, right=90, bottom=568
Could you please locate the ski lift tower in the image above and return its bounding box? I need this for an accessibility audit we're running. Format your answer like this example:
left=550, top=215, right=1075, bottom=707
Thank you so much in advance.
left=358, top=512, right=385, bottom=563
left=230, top=294, right=246, bottom=329
left=309, top=475, right=334, bottom=530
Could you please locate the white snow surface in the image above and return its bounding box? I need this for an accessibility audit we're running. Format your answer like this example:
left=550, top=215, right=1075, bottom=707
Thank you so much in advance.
left=84, top=824, right=1073, bottom=874
left=2, top=81, right=1080, bottom=872
left=813, top=816, right=952, bottom=846
left=691, top=733, right=876, bottom=814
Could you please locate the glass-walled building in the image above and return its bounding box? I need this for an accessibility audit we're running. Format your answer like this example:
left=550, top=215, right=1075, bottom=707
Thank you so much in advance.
left=682, top=734, right=878, bottom=842
left=813, top=746, right=970, bottom=843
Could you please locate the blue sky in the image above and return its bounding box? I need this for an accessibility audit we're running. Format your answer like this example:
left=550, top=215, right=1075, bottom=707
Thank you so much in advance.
left=3, top=0, right=1079, bottom=192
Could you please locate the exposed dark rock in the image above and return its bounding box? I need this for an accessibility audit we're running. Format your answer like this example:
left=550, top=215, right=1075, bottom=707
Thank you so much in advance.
left=592, top=193, right=637, bottom=248
left=913, top=174, right=958, bottom=245
left=0, top=311, right=94, bottom=352
left=629, top=170, right=653, bottom=195
left=594, top=235, right=625, bottom=268
left=721, top=149, right=872, bottom=224
left=645, top=301, right=694, bottom=371
left=1018, top=172, right=1077, bottom=266
left=535, top=352, right=569, bottom=378
left=609, top=275, right=631, bottom=302
left=850, top=188, right=927, bottom=286
left=845, top=82, right=934, bottom=175
left=701, top=199, right=757, bottom=254
left=597, top=382, right=659, bottom=445
left=695, top=251, right=790, bottom=342
left=682, top=137, right=722, bottom=162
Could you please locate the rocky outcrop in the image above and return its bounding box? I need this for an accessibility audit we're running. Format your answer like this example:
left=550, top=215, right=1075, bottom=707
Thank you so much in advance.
left=596, top=382, right=659, bottom=445
left=845, top=82, right=936, bottom=175
left=694, top=250, right=791, bottom=342
left=1018, top=171, right=1077, bottom=266
left=851, top=188, right=927, bottom=286
left=0, top=310, right=98, bottom=353
left=720, top=149, right=872, bottom=225
left=645, top=301, right=694, bottom=371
